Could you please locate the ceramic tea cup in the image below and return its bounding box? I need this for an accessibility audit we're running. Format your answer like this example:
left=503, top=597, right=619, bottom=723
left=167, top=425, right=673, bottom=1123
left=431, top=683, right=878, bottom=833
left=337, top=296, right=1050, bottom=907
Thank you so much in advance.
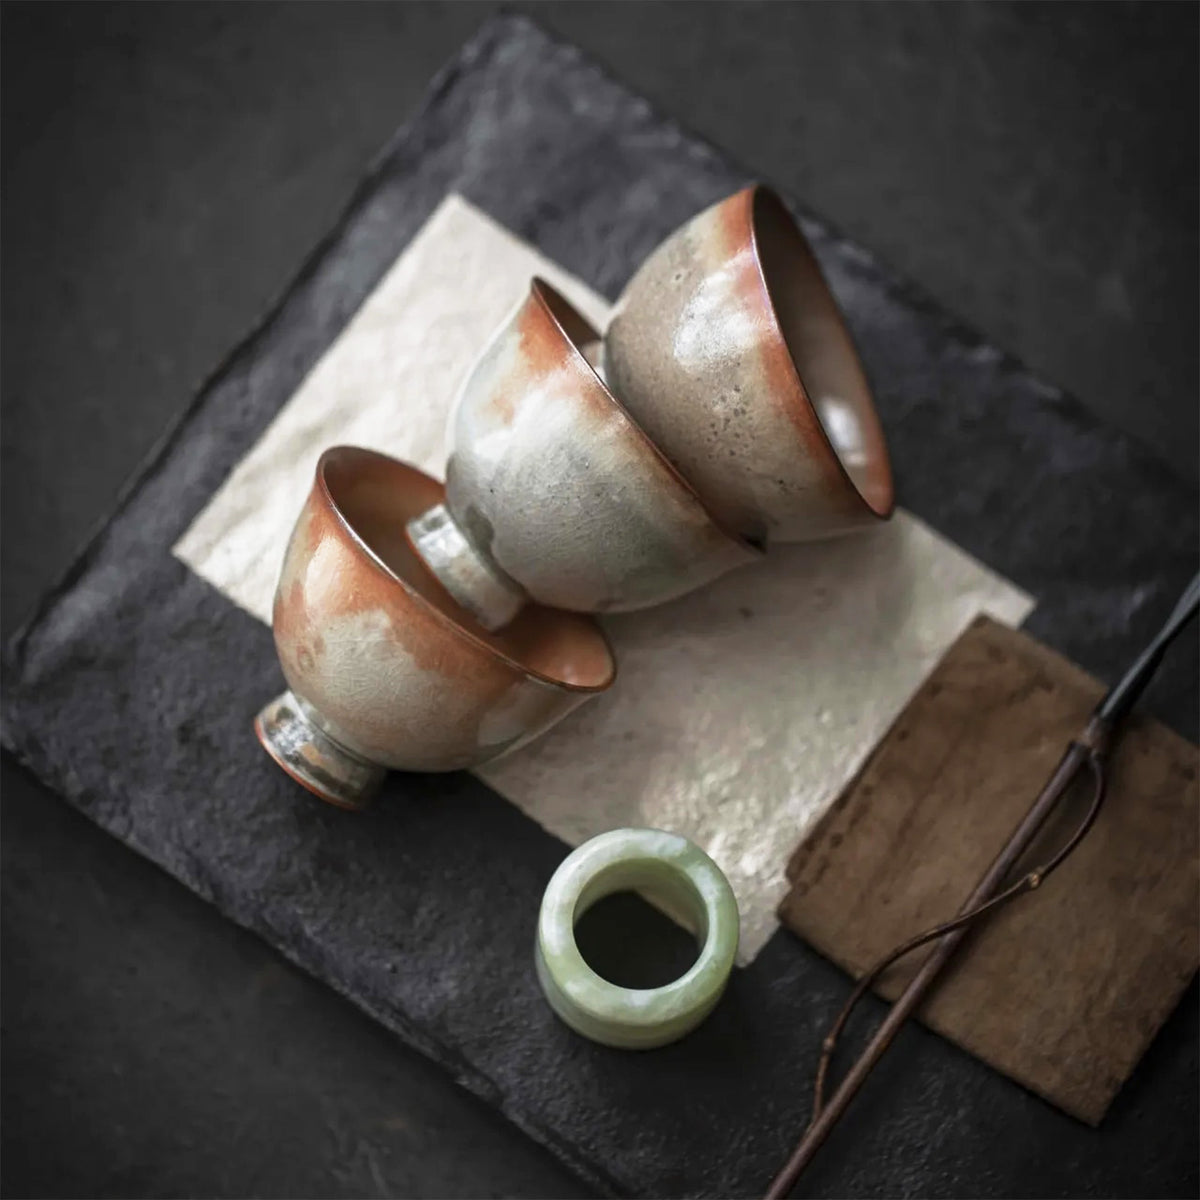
left=605, top=185, right=894, bottom=547
left=255, top=446, right=616, bottom=809
left=406, top=278, right=759, bottom=632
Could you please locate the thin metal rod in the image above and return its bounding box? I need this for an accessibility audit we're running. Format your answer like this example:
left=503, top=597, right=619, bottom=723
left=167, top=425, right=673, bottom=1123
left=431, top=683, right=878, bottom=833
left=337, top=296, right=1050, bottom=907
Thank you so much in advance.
left=765, top=571, right=1199, bottom=1199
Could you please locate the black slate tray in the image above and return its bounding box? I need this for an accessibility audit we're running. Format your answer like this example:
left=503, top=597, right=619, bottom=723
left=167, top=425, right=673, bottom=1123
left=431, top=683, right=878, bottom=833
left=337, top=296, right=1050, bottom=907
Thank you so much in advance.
left=3, top=16, right=1197, bottom=1199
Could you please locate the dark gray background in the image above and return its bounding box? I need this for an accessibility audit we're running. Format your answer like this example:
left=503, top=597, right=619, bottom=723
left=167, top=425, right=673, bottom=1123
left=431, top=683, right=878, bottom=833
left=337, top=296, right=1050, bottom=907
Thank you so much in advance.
left=2, top=3, right=1196, bottom=1196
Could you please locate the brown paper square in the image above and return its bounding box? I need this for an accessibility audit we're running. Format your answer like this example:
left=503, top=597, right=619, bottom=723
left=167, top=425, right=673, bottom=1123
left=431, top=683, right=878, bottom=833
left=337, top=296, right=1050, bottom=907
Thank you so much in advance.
left=779, top=615, right=1199, bottom=1124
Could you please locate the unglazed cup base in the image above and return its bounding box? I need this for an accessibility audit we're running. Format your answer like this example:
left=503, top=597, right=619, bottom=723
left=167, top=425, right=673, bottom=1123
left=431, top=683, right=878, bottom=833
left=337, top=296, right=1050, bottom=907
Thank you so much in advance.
left=255, top=689, right=387, bottom=810
left=535, top=828, right=739, bottom=1049
left=406, top=502, right=527, bottom=632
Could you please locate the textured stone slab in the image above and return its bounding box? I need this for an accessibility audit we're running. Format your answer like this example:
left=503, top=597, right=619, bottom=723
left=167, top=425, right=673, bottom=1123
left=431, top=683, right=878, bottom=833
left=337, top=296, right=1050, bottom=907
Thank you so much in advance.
left=3, top=15, right=1197, bottom=1199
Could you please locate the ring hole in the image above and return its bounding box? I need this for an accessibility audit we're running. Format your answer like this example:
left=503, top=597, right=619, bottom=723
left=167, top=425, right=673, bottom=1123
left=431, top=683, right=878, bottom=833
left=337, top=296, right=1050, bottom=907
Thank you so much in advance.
left=573, top=891, right=701, bottom=989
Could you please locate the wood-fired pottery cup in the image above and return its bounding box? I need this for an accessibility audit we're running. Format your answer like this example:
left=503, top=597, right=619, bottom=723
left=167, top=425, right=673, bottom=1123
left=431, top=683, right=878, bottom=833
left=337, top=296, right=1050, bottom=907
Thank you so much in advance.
left=255, top=447, right=616, bottom=809
left=605, top=185, right=895, bottom=547
left=406, top=279, right=759, bottom=631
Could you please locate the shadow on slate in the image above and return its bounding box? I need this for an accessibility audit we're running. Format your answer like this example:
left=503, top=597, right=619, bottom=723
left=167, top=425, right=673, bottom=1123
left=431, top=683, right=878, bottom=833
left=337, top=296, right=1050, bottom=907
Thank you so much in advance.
left=2, top=15, right=1197, bottom=1199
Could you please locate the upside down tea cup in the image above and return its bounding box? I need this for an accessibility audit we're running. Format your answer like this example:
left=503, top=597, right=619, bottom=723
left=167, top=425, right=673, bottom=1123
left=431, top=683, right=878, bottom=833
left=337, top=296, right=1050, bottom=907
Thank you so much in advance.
left=255, top=446, right=616, bottom=809
left=406, top=278, right=759, bottom=631
left=604, top=185, right=895, bottom=547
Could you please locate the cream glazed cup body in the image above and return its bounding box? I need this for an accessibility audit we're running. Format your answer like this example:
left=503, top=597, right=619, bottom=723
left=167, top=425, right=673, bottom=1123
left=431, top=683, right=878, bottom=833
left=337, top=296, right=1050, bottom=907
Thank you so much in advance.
left=605, top=185, right=895, bottom=547
left=255, top=447, right=615, bottom=808
left=407, top=279, right=759, bottom=631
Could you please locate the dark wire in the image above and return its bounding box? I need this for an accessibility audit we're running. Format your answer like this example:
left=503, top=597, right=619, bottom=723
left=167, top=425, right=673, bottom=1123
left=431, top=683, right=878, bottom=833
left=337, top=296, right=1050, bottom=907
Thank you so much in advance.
left=1097, top=573, right=1200, bottom=725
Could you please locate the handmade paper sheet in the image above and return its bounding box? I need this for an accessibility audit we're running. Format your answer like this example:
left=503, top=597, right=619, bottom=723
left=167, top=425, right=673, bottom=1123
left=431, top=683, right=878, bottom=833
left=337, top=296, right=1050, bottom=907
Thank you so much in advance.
left=175, top=194, right=1033, bottom=961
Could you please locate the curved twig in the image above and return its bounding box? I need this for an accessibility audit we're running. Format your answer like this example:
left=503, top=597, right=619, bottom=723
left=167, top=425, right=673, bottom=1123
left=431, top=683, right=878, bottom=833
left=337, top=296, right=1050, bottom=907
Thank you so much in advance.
left=807, top=750, right=1107, bottom=1131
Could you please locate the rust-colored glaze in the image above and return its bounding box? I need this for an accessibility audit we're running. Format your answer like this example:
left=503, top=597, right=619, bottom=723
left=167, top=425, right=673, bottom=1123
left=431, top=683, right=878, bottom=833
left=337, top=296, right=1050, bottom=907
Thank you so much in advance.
left=297, top=460, right=497, bottom=686
left=268, top=447, right=615, bottom=774
left=434, top=279, right=759, bottom=617
left=519, top=284, right=593, bottom=375
left=480, top=346, right=520, bottom=427
left=747, top=187, right=892, bottom=520
left=714, top=190, right=852, bottom=512
left=273, top=579, right=326, bottom=675
left=478, top=284, right=602, bottom=431
left=529, top=279, right=740, bottom=505
left=605, top=184, right=894, bottom=545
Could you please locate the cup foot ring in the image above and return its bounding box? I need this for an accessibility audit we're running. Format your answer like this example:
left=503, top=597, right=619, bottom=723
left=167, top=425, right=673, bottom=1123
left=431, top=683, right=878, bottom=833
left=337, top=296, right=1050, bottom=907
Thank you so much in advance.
left=254, top=691, right=385, bottom=811
left=406, top=502, right=526, bottom=632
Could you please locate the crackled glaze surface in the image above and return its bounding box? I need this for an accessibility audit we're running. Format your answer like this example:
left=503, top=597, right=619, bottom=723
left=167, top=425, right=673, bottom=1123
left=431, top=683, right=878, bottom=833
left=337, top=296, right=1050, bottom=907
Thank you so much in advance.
left=437, top=279, right=759, bottom=616
left=536, top=828, right=739, bottom=1049
left=268, top=447, right=615, bottom=776
left=606, top=185, right=894, bottom=546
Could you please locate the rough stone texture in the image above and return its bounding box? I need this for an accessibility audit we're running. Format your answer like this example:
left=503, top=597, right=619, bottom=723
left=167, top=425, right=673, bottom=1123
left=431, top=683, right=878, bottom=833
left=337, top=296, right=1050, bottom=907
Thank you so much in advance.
left=3, top=14, right=1197, bottom=1200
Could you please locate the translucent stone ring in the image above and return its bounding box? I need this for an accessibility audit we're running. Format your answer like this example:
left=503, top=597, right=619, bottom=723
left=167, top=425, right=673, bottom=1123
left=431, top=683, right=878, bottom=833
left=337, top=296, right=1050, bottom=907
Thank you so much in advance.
left=535, top=828, right=739, bottom=1049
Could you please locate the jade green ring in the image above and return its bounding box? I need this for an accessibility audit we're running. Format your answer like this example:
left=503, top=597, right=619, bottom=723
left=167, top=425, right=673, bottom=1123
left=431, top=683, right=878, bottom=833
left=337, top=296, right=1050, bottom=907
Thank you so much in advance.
left=535, top=828, right=740, bottom=1049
